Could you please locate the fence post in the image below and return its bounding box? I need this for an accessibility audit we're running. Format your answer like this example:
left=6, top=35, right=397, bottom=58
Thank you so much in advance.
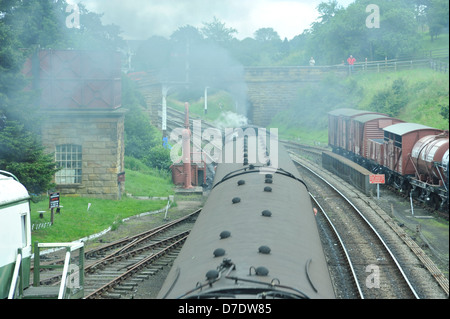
left=33, top=242, right=40, bottom=287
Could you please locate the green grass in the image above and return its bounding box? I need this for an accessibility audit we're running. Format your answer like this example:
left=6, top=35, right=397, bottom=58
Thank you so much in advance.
left=30, top=157, right=175, bottom=244
left=123, top=156, right=174, bottom=197
left=355, top=69, right=449, bottom=130
left=271, top=67, right=449, bottom=145
left=419, top=32, right=449, bottom=52
left=124, top=169, right=174, bottom=197
left=30, top=196, right=168, bottom=243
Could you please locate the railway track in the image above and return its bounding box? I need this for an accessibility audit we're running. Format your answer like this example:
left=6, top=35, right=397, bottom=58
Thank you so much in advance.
left=32, top=210, right=200, bottom=299
left=83, top=210, right=199, bottom=299
left=161, top=107, right=217, bottom=134
left=158, top=109, right=448, bottom=298
left=290, top=151, right=448, bottom=298
left=291, top=152, right=420, bottom=298
left=283, top=140, right=449, bottom=219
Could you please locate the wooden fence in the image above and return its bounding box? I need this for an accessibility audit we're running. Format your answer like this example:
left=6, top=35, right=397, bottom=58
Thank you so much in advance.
left=348, top=57, right=448, bottom=74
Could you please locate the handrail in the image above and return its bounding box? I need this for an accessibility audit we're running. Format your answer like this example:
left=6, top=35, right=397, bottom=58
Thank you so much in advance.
left=8, top=251, right=22, bottom=299
left=58, top=251, right=71, bottom=299
left=33, top=242, right=85, bottom=299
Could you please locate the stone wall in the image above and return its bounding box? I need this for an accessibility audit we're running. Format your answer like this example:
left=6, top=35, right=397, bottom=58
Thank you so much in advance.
left=134, top=66, right=348, bottom=127
left=41, top=110, right=126, bottom=199
left=245, top=66, right=347, bottom=126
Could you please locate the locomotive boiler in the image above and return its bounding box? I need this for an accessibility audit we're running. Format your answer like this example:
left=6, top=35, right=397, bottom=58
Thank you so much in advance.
left=158, top=127, right=335, bottom=299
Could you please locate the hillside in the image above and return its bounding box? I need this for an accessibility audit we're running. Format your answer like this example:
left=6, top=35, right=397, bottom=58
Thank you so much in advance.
left=270, top=66, right=449, bottom=145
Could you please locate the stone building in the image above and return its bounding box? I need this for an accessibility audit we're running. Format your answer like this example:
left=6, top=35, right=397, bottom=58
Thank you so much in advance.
left=25, top=50, right=125, bottom=199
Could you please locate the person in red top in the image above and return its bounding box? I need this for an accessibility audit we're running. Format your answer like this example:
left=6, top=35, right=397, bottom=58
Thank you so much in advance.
left=347, top=55, right=356, bottom=73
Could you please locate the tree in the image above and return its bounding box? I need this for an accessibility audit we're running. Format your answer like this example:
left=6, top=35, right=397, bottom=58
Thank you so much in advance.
left=201, top=16, right=237, bottom=43
left=0, top=1, right=59, bottom=193
left=70, top=4, right=124, bottom=50
left=1, top=0, right=126, bottom=194
left=171, top=25, right=204, bottom=44
left=0, top=121, right=58, bottom=194
left=254, top=28, right=281, bottom=42
left=307, top=0, right=421, bottom=64
left=427, top=0, right=449, bottom=41
left=315, top=0, right=344, bottom=25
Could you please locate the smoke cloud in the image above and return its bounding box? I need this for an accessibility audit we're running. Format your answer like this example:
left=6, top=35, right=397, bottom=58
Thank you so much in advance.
left=80, top=0, right=354, bottom=41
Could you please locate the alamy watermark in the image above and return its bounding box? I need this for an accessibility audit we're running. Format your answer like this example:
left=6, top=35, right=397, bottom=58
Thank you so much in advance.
left=366, top=264, right=380, bottom=289
left=366, top=4, right=380, bottom=29
left=169, top=120, right=279, bottom=173
left=66, top=264, right=81, bottom=289
left=54, top=0, right=80, bottom=29
left=65, top=3, right=80, bottom=29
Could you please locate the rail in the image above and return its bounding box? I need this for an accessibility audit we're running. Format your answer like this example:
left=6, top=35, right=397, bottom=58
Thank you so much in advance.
left=309, top=194, right=364, bottom=299
left=290, top=152, right=420, bottom=299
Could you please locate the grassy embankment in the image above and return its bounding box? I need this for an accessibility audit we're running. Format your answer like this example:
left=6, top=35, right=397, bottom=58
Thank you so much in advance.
left=269, top=67, right=449, bottom=145
left=177, top=68, right=449, bottom=146
left=272, top=32, right=449, bottom=144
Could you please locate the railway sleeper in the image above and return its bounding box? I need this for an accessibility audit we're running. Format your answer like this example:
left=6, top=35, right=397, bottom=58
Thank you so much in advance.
left=115, top=285, right=136, bottom=291
left=103, top=293, right=122, bottom=299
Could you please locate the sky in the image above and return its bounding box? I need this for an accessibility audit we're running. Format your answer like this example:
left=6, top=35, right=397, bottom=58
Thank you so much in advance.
left=77, top=0, right=355, bottom=41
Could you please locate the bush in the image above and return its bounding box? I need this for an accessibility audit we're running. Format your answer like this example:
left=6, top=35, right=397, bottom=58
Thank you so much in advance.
left=369, top=78, right=409, bottom=116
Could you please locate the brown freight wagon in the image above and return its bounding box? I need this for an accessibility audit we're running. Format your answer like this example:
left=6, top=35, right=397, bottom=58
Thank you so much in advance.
left=350, top=114, right=403, bottom=158
left=383, top=123, right=443, bottom=176
left=327, top=108, right=385, bottom=154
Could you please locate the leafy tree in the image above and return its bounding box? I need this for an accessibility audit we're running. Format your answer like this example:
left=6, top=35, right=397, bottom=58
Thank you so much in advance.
left=314, top=0, right=344, bottom=26
left=171, top=25, right=204, bottom=44
left=69, top=4, right=124, bottom=50
left=254, top=28, right=281, bottom=42
left=0, top=121, right=58, bottom=194
left=427, top=0, right=449, bottom=41
left=1, top=1, right=57, bottom=193
left=0, top=0, right=125, bottom=194
left=201, top=16, right=237, bottom=43
left=306, top=0, right=421, bottom=63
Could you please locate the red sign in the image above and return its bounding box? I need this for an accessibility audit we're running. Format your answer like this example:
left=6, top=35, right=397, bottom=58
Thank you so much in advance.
left=370, top=174, right=385, bottom=184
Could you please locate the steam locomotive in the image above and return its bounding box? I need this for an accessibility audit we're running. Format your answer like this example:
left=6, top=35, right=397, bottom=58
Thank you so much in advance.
left=158, top=126, right=335, bottom=299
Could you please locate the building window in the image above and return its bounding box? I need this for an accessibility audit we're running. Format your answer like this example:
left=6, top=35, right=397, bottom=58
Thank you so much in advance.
left=55, top=144, right=82, bottom=184
left=21, top=213, right=27, bottom=248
